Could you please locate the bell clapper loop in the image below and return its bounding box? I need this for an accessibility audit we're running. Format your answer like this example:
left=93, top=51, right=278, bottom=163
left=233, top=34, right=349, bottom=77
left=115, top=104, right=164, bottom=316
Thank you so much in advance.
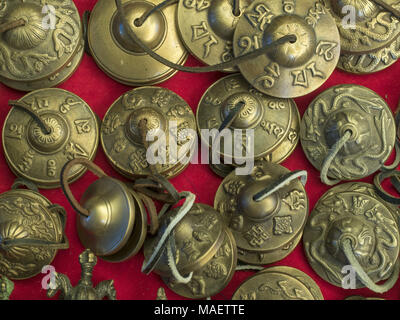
left=0, top=18, right=25, bottom=33
left=253, top=170, right=308, bottom=202
left=341, top=238, right=400, bottom=293
left=320, top=130, right=352, bottom=186
left=11, top=177, right=39, bottom=193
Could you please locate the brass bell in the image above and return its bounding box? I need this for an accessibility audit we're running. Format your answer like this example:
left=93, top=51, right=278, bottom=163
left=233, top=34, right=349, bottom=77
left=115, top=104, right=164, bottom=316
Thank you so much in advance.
left=101, top=87, right=197, bottom=179
left=2, top=88, right=100, bottom=189
left=232, top=0, right=341, bottom=98
left=87, top=0, right=188, bottom=86
left=61, top=158, right=148, bottom=262
left=0, top=0, right=84, bottom=91
left=214, top=160, right=308, bottom=265
left=300, top=84, right=396, bottom=185
left=303, top=182, right=400, bottom=293
left=232, top=266, right=323, bottom=300
left=0, top=179, right=69, bottom=280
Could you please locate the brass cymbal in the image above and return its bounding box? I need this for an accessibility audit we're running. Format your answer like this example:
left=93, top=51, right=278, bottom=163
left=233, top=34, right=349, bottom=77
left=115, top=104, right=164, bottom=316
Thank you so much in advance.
left=300, top=84, right=396, bottom=182
left=233, top=0, right=340, bottom=98
left=88, top=0, right=188, bottom=86
left=2, top=88, right=100, bottom=189
left=177, top=0, right=251, bottom=72
left=0, top=0, right=83, bottom=91
left=101, top=87, right=197, bottom=179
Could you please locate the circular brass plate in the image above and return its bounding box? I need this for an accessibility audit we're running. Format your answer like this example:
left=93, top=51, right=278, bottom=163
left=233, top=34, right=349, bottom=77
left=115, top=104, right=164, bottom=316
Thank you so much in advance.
left=322, top=0, right=400, bottom=54
left=303, top=183, right=400, bottom=289
left=214, top=160, right=308, bottom=254
left=162, top=228, right=237, bottom=299
left=88, top=0, right=188, bottom=86
left=232, top=266, right=320, bottom=300
left=177, top=0, right=252, bottom=72
left=3, top=88, right=100, bottom=189
left=0, top=189, right=63, bottom=280
left=101, top=87, right=196, bottom=178
left=197, top=74, right=293, bottom=161
left=77, top=177, right=136, bottom=257
left=233, top=0, right=340, bottom=98
left=300, top=84, right=396, bottom=181
left=0, top=0, right=82, bottom=88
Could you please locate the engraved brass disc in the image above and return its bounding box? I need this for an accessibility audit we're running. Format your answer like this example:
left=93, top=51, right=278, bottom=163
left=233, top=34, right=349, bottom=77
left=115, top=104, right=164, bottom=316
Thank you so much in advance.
left=337, top=34, right=400, bottom=74
left=162, top=228, right=237, bottom=299
left=0, top=189, right=65, bottom=280
left=214, top=160, right=308, bottom=259
left=177, top=0, right=252, bottom=72
left=0, top=0, right=83, bottom=91
left=197, top=74, right=293, bottom=162
left=303, top=182, right=400, bottom=289
left=232, top=266, right=322, bottom=300
left=232, top=0, right=340, bottom=98
left=143, top=203, right=226, bottom=277
left=88, top=0, right=188, bottom=86
left=322, top=0, right=400, bottom=55
left=77, top=177, right=136, bottom=257
left=2, top=89, right=100, bottom=189
left=101, top=87, right=196, bottom=178
left=300, top=84, right=396, bottom=182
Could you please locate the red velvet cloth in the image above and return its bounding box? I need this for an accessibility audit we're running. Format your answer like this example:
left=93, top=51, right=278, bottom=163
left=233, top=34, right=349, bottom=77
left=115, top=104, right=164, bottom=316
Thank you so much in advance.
left=1, top=0, right=400, bottom=300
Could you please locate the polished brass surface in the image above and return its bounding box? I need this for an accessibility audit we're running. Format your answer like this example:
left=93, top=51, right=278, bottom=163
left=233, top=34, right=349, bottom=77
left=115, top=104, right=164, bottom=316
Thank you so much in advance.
left=162, top=228, right=237, bottom=299
left=0, top=276, right=13, bottom=300
left=88, top=0, right=188, bottom=86
left=0, top=0, right=82, bottom=91
left=233, top=0, right=340, bottom=98
left=303, top=182, right=400, bottom=289
left=197, top=74, right=293, bottom=162
left=101, top=87, right=196, bottom=178
left=232, top=266, right=323, bottom=300
left=214, top=160, right=308, bottom=263
left=143, top=203, right=226, bottom=277
left=322, top=0, right=400, bottom=54
left=77, top=177, right=136, bottom=257
left=46, top=249, right=117, bottom=300
left=3, top=89, right=99, bottom=189
left=177, top=0, right=252, bottom=72
left=300, top=84, right=396, bottom=182
left=0, top=189, right=66, bottom=280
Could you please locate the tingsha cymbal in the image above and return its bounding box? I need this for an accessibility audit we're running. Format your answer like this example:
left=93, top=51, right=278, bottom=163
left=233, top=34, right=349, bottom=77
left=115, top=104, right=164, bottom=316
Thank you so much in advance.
left=101, top=87, right=197, bottom=179
left=322, top=0, right=400, bottom=55
left=232, top=266, right=323, bottom=300
left=214, top=160, right=308, bottom=265
left=197, top=74, right=294, bottom=163
left=177, top=0, right=251, bottom=72
left=232, top=0, right=340, bottom=98
left=88, top=0, right=188, bottom=86
left=2, top=89, right=100, bottom=189
left=0, top=0, right=83, bottom=91
left=300, top=84, right=396, bottom=185
left=0, top=188, right=68, bottom=280
left=303, top=182, right=400, bottom=292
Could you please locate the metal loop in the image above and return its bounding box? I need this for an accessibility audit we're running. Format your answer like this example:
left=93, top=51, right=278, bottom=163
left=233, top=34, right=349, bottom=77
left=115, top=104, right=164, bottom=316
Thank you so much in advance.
left=11, top=178, right=39, bottom=193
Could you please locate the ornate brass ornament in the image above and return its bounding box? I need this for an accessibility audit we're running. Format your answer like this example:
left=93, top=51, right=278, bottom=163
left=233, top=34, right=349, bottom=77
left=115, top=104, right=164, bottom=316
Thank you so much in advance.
left=232, top=0, right=340, bottom=98
left=0, top=276, right=14, bottom=300
left=214, top=160, right=308, bottom=265
left=0, top=0, right=84, bottom=91
left=300, top=84, right=396, bottom=185
left=232, top=266, right=323, bottom=300
left=0, top=182, right=69, bottom=280
left=177, top=0, right=252, bottom=72
left=47, top=249, right=117, bottom=300
left=303, top=182, right=400, bottom=293
left=2, top=88, right=100, bottom=189
left=88, top=0, right=188, bottom=86
left=101, top=87, right=197, bottom=179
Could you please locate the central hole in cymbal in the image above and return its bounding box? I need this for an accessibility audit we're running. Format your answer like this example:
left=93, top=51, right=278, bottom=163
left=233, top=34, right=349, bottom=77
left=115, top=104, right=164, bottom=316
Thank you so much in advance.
left=232, top=8, right=241, bottom=17
left=289, top=35, right=297, bottom=44
left=134, top=18, right=142, bottom=27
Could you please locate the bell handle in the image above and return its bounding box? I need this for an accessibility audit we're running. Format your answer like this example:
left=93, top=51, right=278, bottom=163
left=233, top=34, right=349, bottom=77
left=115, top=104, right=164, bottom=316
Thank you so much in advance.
left=11, top=178, right=39, bottom=193
left=61, top=158, right=107, bottom=218
left=374, top=170, right=400, bottom=205
left=341, top=238, right=400, bottom=293
left=0, top=234, right=69, bottom=250
left=253, top=170, right=308, bottom=202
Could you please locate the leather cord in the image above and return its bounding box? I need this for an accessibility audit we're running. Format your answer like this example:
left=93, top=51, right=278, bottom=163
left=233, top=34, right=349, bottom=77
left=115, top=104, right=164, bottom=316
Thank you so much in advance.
left=135, top=0, right=178, bottom=26
left=9, top=100, right=51, bottom=134
left=371, top=0, right=400, bottom=19
left=374, top=170, right=400, bottom=205
left=0, top=19, right=25, bottom=33
left=11, top=177, right=39, bottom=193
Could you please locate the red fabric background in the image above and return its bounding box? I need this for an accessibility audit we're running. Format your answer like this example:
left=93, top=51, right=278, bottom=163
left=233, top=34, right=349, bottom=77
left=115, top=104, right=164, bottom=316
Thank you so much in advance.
left=1, top=0, right=400, bottom=300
